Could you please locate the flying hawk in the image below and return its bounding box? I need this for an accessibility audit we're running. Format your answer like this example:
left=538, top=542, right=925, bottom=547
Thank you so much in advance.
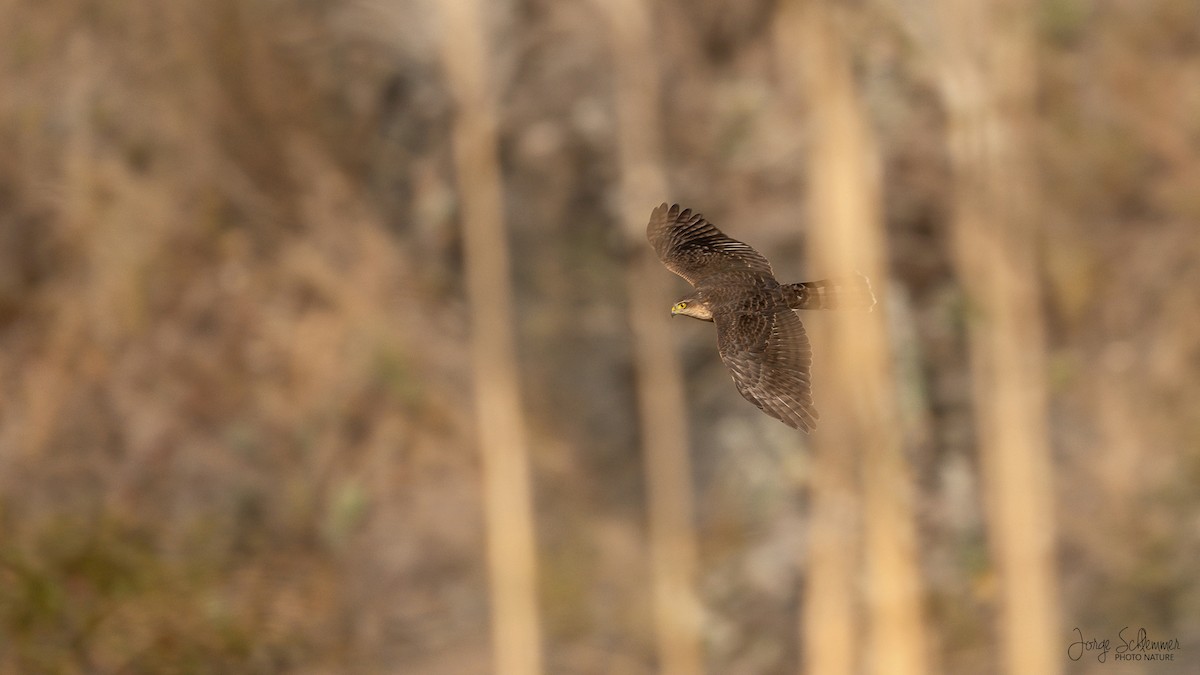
left=647, top=203, right=876, bottom=431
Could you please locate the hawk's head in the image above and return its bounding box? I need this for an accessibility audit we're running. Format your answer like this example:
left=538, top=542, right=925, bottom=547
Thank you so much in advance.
left=670, top=294, right=714, bottom=322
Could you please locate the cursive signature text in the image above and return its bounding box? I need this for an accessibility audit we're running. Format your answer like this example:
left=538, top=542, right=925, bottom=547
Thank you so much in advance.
left=1068, top=627, right=1110, bottom=662
left=1115, top=626, right=1181, bottom=661
left=1069, top=626, right=1181, bottom=663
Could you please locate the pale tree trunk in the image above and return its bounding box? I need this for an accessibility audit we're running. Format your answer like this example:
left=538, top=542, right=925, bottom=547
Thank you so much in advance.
left=934, top=2, right=1061, bottom=674
left=776, top=2, right=932, bottom=675
left=437, top=2, right=543, bottom=674
left=595, top=0, right=704, bottom=673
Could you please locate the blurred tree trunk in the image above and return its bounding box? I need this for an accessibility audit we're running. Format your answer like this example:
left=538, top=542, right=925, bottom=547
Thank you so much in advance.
left=776, top=2, right=932, bottom=675
left=437, top=2, right=544, bottom=674
left=934, top=2, right=1062, bottom=675
left=596, top=0, right=704, bottom=673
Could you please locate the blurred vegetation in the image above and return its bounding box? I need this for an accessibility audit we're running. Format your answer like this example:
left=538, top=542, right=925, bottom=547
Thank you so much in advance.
left=0, top=0, right=1197, bottom=673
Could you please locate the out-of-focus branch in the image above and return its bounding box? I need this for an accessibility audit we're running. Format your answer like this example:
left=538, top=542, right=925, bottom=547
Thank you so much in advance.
left=777, top=2, right=931, bottom=674
left=436, top=2, right=543, bottom=674
left=775, top=4, right=858, bottom=672
left=934, top=1, right=1061, bottom=674
left=595, top=0, right=703, bottom=672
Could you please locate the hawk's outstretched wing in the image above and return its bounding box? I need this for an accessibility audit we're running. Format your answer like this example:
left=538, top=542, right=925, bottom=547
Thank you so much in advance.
left=715, top=308, right=818, bottom=431
left=646, top=203, right=774, bottom=287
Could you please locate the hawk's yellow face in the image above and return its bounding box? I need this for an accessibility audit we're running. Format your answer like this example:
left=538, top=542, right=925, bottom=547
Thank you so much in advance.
left=671, top=298, right=714, bottom=321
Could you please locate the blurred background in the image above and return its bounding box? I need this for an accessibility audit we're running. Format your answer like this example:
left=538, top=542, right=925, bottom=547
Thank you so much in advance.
left=1, top=0, right=1198, bottom=673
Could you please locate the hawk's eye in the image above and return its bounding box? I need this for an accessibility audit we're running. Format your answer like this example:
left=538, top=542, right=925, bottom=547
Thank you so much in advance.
left=675, top=302, right=687, bottom=310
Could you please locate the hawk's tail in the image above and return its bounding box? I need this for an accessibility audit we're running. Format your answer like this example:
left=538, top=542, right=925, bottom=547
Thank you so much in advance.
left=784, top=272, right=877, bottom=311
